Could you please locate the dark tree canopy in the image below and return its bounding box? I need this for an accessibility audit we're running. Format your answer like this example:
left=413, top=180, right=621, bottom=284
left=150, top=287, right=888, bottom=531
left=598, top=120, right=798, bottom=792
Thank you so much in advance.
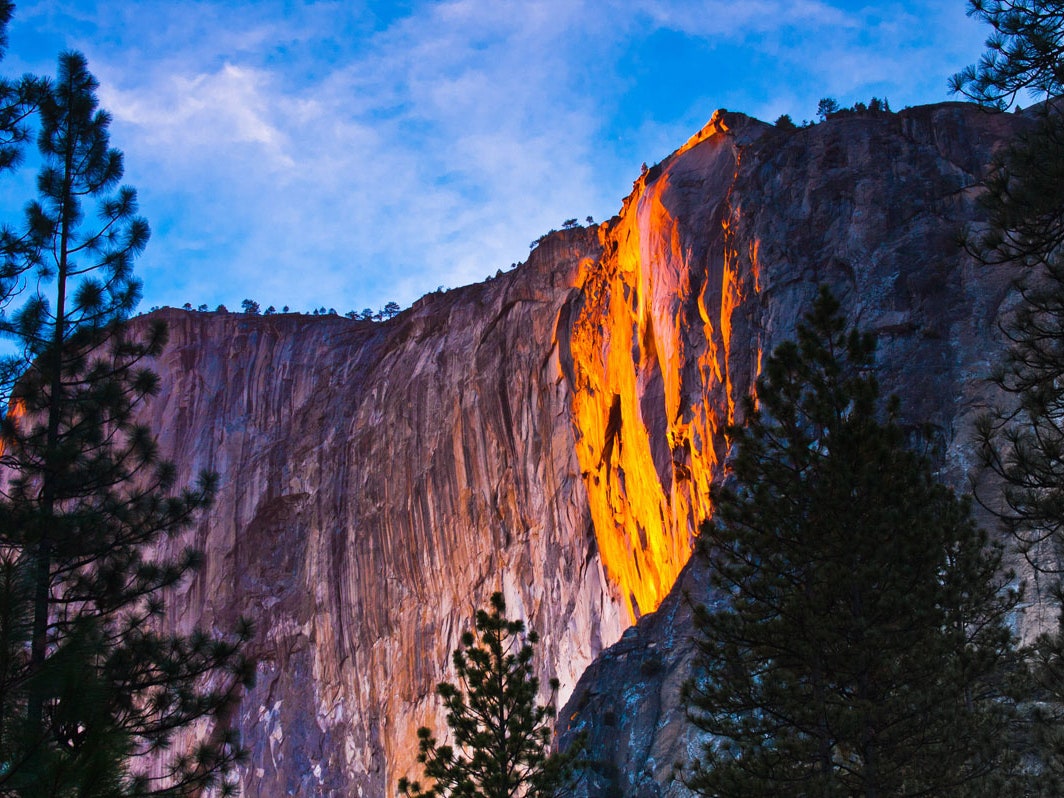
left=0, top=6, right=43, bottom=327
left=951, top=2, right=1064, bottom=575
left=683, top=289, right=1020, bottom=798
left=952, top=7, right=1064, bottom=789
left=0, top=49, right=252, bottom=796
left=952, top=1, right=1064, bottom=108
left=816, top=97, right=839, bottom=120
left=398, top=592, right=579, bottom=798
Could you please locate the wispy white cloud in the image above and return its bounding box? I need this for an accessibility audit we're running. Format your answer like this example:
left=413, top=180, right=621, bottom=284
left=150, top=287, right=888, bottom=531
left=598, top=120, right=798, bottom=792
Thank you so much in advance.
left=2, top=0, right=993, bottom=313
left=102, top=64, right=294, bottom=166
left=77, top=0, right=613, bottom=311
left=633, top=0, right=853, bottom=35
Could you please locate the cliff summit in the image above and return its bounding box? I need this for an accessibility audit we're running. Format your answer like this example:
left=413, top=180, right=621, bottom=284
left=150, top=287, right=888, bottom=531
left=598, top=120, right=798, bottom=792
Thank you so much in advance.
left=139, top=101, right=1024, bottom=796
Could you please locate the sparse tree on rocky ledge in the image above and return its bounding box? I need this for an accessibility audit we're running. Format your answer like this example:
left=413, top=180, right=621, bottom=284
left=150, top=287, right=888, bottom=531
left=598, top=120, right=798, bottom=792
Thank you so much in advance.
left=816, top=96, right=839, bottom=120
left=398, top=592, right=579, bottom=798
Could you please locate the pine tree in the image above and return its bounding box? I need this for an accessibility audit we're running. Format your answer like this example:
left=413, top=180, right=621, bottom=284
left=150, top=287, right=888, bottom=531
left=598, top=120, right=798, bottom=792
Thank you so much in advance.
left=0, top=0, right=45, bottom=329
left=951, top=0, right=1064, bottom=574
left=951, top=6, right=1064, bottom=790
left=816, top=97, right=839, bottom=120
left=0, top=51, right=252, bottom=795
left=683, top=288, right=1020, bottom=798
left=398, top=592, right=579, bottom=798
left=950, top=1, right=1064, bottom=108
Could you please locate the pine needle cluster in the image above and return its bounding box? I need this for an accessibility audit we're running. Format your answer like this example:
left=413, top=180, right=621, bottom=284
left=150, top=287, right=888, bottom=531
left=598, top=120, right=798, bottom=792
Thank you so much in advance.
left=0, top=28, right=253, bottom=798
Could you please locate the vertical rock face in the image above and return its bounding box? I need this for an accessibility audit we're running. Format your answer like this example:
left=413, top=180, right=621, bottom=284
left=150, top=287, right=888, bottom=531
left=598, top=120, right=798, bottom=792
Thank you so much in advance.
left=560, top=103, right=1025, bottom=797
left=564, top=113, right=738, bottom=623
left=141, top=234, right=626, bottom=797
left=131, top=101, right=1027, bottom=796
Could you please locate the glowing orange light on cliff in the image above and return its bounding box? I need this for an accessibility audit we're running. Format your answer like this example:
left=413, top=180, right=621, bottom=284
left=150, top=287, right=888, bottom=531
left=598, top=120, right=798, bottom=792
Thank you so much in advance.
left=564, top=118, right=743, bottom=622
left=567, top=237, right=688, bottom=620
left=561, top=110, right=758, bottom=623
left=0, top=399, right=24, bottom=458
left=676, top=108, right=730, bottom=158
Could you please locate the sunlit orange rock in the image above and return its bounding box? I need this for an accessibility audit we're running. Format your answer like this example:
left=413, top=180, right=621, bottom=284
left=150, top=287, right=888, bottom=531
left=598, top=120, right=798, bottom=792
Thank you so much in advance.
left=0, top=398, right=23, bottom=458
left=565, top=110, right=741, bottom=621
left=560, top=102, right=1026, bottom=798
left=127, top=101, right=1026, bottom=797
left=138, top=234, right=626, bottom=797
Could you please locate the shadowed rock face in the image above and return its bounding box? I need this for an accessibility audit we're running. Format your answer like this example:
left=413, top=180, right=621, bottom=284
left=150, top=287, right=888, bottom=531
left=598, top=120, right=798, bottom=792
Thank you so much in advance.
left=135, top=102, right=1025, bottom=796
left=559, top=103, right=1024, bottom=798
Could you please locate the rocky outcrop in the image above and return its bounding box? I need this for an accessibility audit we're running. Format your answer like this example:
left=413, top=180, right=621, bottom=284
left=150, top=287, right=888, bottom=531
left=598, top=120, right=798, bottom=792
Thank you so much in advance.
left=142, top=230, right=631, bottom=797
left=136, top=101, right=1027, bottom=796
left=559, top=102, right=1024, bottom=797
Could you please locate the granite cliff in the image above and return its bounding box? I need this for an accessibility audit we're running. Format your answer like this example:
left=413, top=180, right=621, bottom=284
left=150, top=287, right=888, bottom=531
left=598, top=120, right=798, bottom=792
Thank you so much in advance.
left=136, top=102, right=1024, bottom=796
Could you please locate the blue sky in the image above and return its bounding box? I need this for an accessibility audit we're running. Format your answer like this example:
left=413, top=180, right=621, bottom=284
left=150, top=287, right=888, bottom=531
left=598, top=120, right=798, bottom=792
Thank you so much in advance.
left=2, top=1, right=990, bottom=315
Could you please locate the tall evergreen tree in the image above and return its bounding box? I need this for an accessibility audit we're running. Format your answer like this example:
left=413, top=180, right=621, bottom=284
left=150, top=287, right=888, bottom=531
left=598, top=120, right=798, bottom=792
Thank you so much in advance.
left=0, top=51, right=252, bottom=796
left=952, top=0, right=1064, bottom=572
left=952, top=4, right=1064, bottom=789
left=683, top=289, right=1020, bottom=798
left=398, top=592, right=579, bottom=798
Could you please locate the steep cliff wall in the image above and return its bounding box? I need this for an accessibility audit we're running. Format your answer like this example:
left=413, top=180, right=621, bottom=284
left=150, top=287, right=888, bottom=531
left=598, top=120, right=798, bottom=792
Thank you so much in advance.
left=559, top=102, right=1024, bottom=798
left=141, top=232, right=629, bottom=797
left=134, top=101, right=1027, bottom=796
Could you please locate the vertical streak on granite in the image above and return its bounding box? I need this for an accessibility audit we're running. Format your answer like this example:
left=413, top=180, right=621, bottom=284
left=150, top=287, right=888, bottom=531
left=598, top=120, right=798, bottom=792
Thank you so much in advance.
left=559, top=103, right=1025, bottom=798
left=564, top=112, right=760, bottom=622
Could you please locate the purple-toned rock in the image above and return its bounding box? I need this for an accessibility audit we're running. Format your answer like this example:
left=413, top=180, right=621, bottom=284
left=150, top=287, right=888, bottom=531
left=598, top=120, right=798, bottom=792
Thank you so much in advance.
left=132, top=101, right=1026, bottom=796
